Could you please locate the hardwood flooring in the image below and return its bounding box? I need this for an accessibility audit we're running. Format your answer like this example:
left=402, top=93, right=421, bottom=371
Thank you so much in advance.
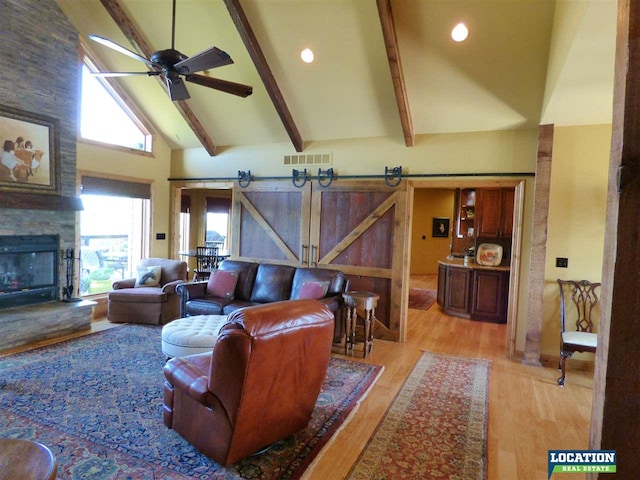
left=310, top=275, right=593, bottom=480
left=2, top=275, right=594, bottom=480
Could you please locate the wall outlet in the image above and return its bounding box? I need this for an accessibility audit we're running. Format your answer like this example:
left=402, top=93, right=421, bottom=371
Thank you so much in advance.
left=556, top=257, right=568, bottom=268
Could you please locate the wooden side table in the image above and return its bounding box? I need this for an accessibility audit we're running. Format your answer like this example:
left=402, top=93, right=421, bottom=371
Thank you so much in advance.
left=0, top=438, right=57, bottom=480
left=343, top=291, right=380, bottom=358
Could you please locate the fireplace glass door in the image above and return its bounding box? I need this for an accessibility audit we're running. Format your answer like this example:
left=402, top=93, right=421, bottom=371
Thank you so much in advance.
left=0, top=235, right=58, bottom=309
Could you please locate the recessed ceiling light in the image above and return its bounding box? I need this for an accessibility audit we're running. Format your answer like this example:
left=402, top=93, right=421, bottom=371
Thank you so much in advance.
left=451, top=23, right=469, bottom=42
left=300, top=48, right=314, bottom=63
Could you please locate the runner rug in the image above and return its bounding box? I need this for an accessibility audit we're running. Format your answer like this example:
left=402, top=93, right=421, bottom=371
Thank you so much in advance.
left=0, top=324, right=382, bottom=480
left=408, top=288, right=437, bottom=311
left=348, top=351, right=490, bottom=480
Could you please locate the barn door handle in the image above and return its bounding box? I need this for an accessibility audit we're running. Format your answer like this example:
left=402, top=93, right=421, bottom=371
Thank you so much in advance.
left=310, top=245, right=318, bottom=266
left=301, top=244, right=308, bottom=265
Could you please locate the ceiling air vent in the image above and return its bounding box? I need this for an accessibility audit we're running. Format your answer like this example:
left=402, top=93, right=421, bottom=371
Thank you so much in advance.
left=283, top=153, right=332, bottom=166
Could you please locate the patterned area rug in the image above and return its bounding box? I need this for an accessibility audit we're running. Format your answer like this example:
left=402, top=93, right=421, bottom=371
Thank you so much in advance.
left=408, top=288, right=437, bottom=311
left=348, top=351, right=490, bottom=480
left=0, top=324, right=382, bottom=480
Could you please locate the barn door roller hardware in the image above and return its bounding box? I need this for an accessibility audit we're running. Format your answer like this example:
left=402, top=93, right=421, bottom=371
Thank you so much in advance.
left=238, top=170, right=252, bottom=188
left=384, top=166, right=402, bottom=187
left=317, top=168, right=335, bottom=188
left=292, top=168, right=309, bottom=188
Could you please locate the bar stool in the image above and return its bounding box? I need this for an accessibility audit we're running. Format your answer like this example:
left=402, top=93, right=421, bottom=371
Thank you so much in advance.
left=343, top=291, right=379, bottom=358
left=0, top=438, right=57, bottom=480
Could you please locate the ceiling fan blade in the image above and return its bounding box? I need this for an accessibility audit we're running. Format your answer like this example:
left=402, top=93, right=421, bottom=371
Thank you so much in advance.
left=165, top=75, right=191, bottom=101
left=185, top=74, right=253, bottom=98
left=91, top=71, right=159, bottom=77
left=89, top=34, right=158, bottom=69
left=174, top=47, right=234, bottom=75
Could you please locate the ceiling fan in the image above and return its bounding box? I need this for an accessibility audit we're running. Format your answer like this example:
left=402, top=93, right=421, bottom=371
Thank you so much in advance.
left=89, top=0, right=252, bottom=101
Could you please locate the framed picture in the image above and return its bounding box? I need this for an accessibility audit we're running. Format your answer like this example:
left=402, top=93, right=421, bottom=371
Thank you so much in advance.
left=432, top=217, right=450, bottom=238
left=0, top=105, right=60, bottom=194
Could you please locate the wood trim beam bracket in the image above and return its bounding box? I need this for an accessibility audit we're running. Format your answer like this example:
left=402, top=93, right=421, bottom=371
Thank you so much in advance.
left=376, top=0, right=415, bottom=147
left=522, top=124, right=554, bottom=367
left=223, top=0, right=304, bottom=153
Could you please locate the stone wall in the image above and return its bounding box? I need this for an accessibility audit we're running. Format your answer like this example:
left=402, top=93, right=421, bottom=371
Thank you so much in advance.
left=0, top=0, right=79, bottom=275
left=0, top=0, right=90, bottom=348
left=0, top=301, right=94, bottom=351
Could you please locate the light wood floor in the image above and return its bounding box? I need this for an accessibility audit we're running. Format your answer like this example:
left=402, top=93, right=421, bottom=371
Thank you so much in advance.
left=3, top=275, right=594, bottom=480
left=310, top=275, right=593, bottom=480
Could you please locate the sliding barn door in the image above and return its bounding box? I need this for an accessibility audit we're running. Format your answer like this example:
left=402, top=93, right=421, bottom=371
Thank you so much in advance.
left=231, top=181, right=311, bottom=266
left=310, top=181, right=410, bottom=342
left=231, top=180, right=410, bottom=342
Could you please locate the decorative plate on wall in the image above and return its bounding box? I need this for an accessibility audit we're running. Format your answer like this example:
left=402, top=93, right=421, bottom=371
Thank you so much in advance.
left=476, top=243, right=503, bottom=266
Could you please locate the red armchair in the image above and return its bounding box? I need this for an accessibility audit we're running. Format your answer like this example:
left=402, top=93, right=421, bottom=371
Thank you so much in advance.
left=162, top=299, right=334, bottom=465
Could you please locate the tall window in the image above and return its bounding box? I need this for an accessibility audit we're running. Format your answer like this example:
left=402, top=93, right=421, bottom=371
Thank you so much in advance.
left=79, top=176, right=151, bottom=296
left=179, top=194, right=191, bottom=254
left=206, top=213, right=229, bottom=252
left=80, top=51, right=153, bottom=152
left=206, top=196, right=231, bottom=253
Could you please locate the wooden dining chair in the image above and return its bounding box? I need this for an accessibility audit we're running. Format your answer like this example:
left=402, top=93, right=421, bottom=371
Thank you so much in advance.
left=193, top=245, right=219, bottom=281
left=557, top=279, right=601, bottom=386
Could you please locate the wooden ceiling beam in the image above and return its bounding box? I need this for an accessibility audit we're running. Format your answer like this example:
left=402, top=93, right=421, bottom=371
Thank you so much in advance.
left=223, top=0, right=304, bottom=152
left=376, top=0, right=415, bottom=147
left=99, top=0, right=218, bottom=156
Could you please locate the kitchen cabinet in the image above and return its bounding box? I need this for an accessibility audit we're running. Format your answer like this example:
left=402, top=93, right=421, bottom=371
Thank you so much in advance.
left=443, top=265, right=472, bottom=317
left=470, top=269, right=509, bottom=323
left=437, top=258, right=509, bottom=323
left=452, top=188, right=476, bottom=254
left=437, top=263, right=447, bottom=307
left=475, top=188, right=514, bottom=238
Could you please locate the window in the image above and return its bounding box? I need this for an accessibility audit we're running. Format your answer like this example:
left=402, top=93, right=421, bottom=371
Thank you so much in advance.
left=205, top=196, right=232, bottom=253
left=206, top=213, right=229, bottom=252
left=79, top=176, right=151, bottom=296
left=179, top=194, right=191, bottom=254
left=80, top=50, right=153, bottom=152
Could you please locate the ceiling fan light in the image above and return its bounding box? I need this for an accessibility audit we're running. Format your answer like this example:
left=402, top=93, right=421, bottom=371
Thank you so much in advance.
left=451, top=23, right=469, bottom=42
left=300, top=48, right=315, bottom=64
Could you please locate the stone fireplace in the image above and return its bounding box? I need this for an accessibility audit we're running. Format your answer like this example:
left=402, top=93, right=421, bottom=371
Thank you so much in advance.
left=0, top=0, right=94, bottom=352
left=0, top=224, right=96, bottom=354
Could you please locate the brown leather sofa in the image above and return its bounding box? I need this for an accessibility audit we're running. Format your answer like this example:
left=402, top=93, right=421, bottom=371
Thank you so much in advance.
left=163, top=299, right=334, bottom=466
left=107, top=258, right=188, bottom=324
left=177, top=260, right=347, bottom=340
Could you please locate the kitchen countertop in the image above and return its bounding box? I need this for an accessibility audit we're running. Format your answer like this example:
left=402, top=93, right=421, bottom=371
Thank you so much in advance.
left=439, top=256, right=510, bottom=272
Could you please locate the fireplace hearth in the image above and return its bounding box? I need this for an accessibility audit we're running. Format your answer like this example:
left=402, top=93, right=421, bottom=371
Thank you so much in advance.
left=0, top=235, right=59, bottom=310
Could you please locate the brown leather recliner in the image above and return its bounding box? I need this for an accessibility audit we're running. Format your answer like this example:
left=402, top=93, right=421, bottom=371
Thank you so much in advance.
left=162, top=299, right=334, bottom=466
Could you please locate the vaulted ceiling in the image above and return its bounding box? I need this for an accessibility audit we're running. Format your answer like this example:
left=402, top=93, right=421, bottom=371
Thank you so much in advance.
left=55, top=0, right=617, bottom=156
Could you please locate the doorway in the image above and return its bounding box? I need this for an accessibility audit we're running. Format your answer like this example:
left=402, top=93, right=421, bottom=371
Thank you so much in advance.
left=171, top=182, right=234, bottom=274
left=169, top=178, right=525, bottom=354
left=409, top=179, right=526, bottom=359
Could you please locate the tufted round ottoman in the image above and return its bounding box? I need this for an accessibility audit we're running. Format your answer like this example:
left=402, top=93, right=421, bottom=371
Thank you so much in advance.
left=161, top=315, right=229, bottom=358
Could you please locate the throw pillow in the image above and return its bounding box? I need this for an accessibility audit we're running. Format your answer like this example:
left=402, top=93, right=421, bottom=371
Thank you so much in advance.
left=135, top=265, right=162, bottom=287
left=297, top=280, right=330, bottom=300
left=207, top=269, right=239, bottom=299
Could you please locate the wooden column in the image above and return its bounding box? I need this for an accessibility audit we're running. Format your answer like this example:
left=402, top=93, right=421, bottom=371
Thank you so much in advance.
left=590, top=0, right=640, bottom=473
left=522, top=124, right=554, bottom=366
